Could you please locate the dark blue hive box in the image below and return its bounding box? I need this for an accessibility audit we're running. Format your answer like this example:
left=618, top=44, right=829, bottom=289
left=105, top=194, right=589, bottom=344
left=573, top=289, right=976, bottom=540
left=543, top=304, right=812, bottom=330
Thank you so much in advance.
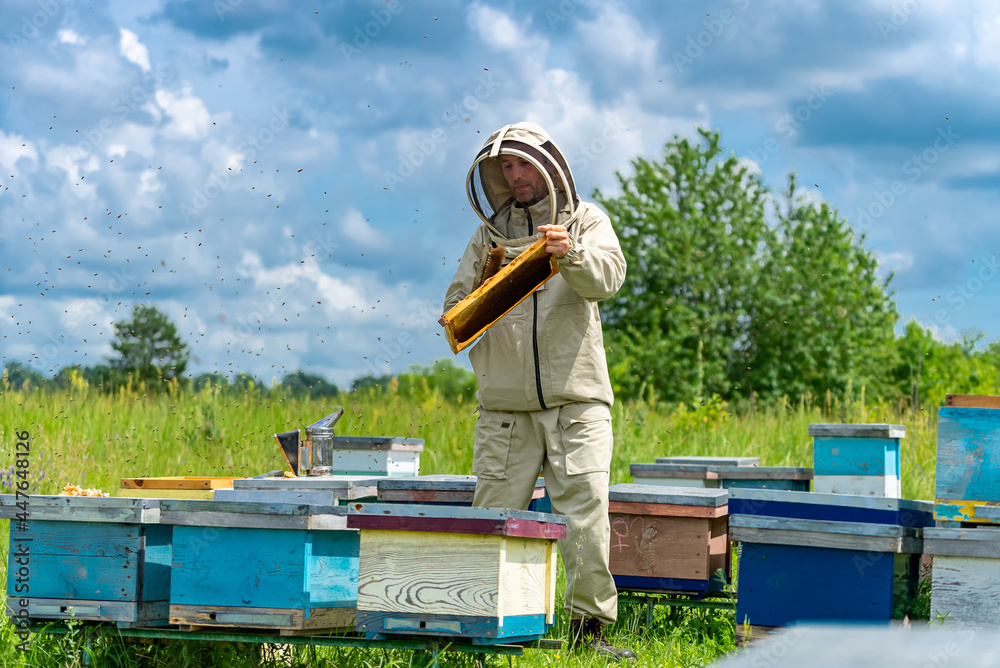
left=729, top=489, right=933, bottom=628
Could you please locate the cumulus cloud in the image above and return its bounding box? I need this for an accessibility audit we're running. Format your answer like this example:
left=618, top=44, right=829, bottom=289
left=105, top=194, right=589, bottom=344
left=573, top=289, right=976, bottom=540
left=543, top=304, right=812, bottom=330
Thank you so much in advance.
left=155, top=84, right=213, bottom=140
left=119, top=28, right=151, bottom=72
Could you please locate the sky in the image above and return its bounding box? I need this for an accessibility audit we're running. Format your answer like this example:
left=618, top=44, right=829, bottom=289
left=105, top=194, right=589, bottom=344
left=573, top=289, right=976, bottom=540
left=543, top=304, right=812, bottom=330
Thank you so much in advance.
left=1, top=0, right=998, bottom=389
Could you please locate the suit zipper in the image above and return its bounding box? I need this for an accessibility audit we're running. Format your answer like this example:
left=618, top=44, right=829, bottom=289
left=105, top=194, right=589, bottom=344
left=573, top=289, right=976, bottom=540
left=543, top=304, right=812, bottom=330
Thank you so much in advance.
left=526, top=209, right=547, bottom=410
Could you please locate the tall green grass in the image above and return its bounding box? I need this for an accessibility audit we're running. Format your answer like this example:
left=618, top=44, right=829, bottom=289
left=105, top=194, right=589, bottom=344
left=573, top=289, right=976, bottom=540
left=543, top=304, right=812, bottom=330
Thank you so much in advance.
left=0, top=384, right=938, bottom=666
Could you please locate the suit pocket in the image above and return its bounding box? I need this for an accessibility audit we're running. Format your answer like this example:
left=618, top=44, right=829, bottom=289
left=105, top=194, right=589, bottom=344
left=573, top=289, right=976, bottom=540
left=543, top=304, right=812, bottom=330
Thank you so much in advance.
left=473, top=408, right=516, bottom=479
left=558, top=403, right=613, bottom=475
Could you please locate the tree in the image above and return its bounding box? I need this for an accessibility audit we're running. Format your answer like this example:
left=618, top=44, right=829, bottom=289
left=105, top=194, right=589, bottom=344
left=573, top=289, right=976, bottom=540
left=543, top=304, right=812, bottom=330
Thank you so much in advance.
left=281, top=371, right=339, bottom=398
left=3, top=361, right=45, bottom=390
left=595, top=128, right=771, bottom=403
left=108, top=304, right=189, bottom=388
left=733, top=175, right=898, bottom=402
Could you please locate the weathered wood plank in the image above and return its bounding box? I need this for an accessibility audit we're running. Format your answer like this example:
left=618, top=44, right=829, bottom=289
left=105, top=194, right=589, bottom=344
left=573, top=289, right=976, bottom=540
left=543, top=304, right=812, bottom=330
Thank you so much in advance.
left=813, top=474, right=901, bottom=497
left=212, top=489, right=345, bottom=505
left=0, top=494, right=158, bottom=523
left=946, top=393, right=1000, bottom=409
left=117, top=489, right=216, bottom=500
left=924, top=526, right=1000, bottom=557
left=346, top=503, right=566, bottom=539
left=169, top=604, right=356, bottom=630
left=376, top=475, right=544, bottom=504
left=654, top=456, right=760, bottom=467
left=729, top=515, right=922, bottom=553
left=232, top=475, right=380, bottom=499
left=807, top=423, right=905, bottom=438
left=14, top=553, right=136, bottom=600
left=499, top=538, right=550, bottom=618
left=728, top=489, right=933, bottom=527
left=930, top=555, right=1000, bottom=629
left=728, top=488, right=930, bottom=513
left=8, top=520, right=140, bottom=557
left=6, top=597, right=160, bottom=624
left=158, top=499, right=347, bottom=530
left=631, top=464, right=812, bottom=481
left=608, top=483, right=728, bottom=507
left=934, top=499, right=1000, bottom=522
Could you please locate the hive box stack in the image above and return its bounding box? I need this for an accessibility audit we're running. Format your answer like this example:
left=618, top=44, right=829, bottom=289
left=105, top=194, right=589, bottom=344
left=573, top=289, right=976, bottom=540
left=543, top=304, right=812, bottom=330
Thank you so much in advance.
left=215, top=475, right=379, bottom=506
left=2, top=495, right=170, bottom=627
left=809, top=424, right=904, bottom=497
left=162, top=499, right=358, bottom=633
left=348, top=504, right=565, bottom=645
left=728, top=488, right=933, bottom=634
left=631, top=462, right=811, bottom=491
left=376, top=474, right=546, bottom=507
left=927, top=394, right=1000, bottom=628
left=607, top=483, right=729, bottom=596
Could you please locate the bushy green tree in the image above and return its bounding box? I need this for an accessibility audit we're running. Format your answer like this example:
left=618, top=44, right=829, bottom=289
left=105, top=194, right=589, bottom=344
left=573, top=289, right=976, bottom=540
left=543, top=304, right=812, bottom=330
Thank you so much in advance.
left=3, top=361, right=45, bottom=390
left=596, top=128, right=771, bottom=402
left=281, top=370, right=339, bottom=398
left=108, top=303, right=189, bottom=388
left=734, top=175, right=898, bottom=402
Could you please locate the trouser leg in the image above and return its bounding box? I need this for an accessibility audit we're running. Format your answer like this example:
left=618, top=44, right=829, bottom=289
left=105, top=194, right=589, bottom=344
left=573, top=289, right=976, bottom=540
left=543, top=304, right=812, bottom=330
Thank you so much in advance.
left=472, top=408, right=544, bottom=511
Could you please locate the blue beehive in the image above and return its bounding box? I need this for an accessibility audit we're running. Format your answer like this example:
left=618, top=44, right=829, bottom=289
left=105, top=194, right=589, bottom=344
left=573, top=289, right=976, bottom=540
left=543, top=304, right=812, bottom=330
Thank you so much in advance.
left=810, top=423, right=904, bottom=497
left=1, top=494, right=170, bottom=627
left=729, top=489, right=933, bottom=628
left=935, top=406, right=1000, bottom=523
left=161, top=499, right=358, bottom=632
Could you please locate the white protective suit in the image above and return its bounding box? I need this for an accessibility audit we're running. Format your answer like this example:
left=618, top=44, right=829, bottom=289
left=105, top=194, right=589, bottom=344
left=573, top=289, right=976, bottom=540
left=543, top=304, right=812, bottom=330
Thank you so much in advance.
left=443, top=122, right=627, bottom=624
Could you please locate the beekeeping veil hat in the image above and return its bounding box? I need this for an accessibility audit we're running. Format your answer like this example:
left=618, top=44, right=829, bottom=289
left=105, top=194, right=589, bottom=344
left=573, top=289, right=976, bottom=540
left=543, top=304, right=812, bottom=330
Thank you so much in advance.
left=467, top=122, right=579, bottom=239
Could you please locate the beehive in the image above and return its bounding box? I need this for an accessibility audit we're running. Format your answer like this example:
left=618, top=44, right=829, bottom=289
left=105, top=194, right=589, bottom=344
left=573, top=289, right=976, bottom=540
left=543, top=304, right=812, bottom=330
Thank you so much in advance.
left=348, top=503, right=565, bottom=644
left=729, top=490, right=933, bottom=627
left=2, top=494, right=170, bottom=627
left=934, top=405, right=1000, bottom=522
left=161, top=500, right=358, bottom=632
left=809, top=423, right=904, bottom=497
left=607, top=484, right=729, bottom=595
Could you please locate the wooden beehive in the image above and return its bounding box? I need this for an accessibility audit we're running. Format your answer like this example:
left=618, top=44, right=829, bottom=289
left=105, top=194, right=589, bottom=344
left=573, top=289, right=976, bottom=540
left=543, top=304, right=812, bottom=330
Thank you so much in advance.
left=809, top=423, right=904, bottom=497
left=607, top=484, right=729, bottom=595
left=935, top=405, right=1000, bottom=522
left=440, top=236, right=559, bottom=354
left=348, top=503, right=565, bottom=644
left=376, top=474, right=546, bottom=506
left=729, top=490, right=934, bottom=628
left=630, top=463, right=812, bottom=491
left=218, top=475, right=380, bottom=505
left=161, top=499, right=358, bottom=633
left=1, top=494, right=170, bottom=627
left=925, top=526, right=1000, bottom=629
left=118, top=476, right=238, bottom=500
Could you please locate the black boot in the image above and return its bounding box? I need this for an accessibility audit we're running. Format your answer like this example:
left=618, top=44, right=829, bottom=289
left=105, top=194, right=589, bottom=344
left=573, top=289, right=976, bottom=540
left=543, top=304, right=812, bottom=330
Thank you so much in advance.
left=569, top=618, right=635, bottom=662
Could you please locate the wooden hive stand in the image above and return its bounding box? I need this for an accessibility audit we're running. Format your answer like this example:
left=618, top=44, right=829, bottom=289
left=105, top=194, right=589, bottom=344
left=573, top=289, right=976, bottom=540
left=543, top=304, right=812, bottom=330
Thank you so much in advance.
left=348, top=503, right=566, bottom=645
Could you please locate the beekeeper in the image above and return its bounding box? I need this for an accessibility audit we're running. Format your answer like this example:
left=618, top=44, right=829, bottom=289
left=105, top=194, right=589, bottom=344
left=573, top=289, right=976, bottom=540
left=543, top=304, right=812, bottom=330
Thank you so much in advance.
left=443, top=122, right=632, bottom=661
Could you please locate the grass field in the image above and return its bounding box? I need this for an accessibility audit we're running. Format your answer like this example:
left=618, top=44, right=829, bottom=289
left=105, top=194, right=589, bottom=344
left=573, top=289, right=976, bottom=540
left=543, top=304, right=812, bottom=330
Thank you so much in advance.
left=0, top=384, right=939, bottom=666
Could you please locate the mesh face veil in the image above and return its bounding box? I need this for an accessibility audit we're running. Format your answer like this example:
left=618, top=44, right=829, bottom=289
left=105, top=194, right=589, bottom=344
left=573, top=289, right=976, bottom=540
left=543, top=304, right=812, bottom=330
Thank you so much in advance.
left=466, top=123, right=579, bottom=239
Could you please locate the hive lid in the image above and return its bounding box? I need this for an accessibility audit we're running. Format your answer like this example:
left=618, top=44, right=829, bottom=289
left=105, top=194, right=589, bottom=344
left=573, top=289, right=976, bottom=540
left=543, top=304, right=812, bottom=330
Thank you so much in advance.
left=325, top=436, right=425, bottom=451
left=0, top=493, right=160, bottom=523
left=728, top=488, right=934, bottom=526
left=631, top=463, right=812, bottom=480
left=233, top=474, right=380, bottom=499
left=807, top=423, right=905, bottom=438
left=347, top=502, right=566, bottom=539
left=376, top=474, right=544, bottom=492
left=609, top=483, right=728, bottom=507
left=158, top=498, right=348, bottom=530
left=654, top=456, right=759, bottom=467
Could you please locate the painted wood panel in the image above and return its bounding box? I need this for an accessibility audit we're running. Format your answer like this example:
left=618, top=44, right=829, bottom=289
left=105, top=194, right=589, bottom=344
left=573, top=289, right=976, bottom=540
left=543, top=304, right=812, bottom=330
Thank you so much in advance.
left=232, top=475, right=380, bottom=499
left=729, top=515, right=921, bottom=553
left=631, top=464, right=812, bottom=481
left=212, top=489, right=345, bottom=505
left=812, top=437, right=900, bottom=477
left=170, top=604, right=356, bottom=630
left=347, top=503, right=567, bottom=539
left=813, top=474, right=901, bottom=497
left=0, top=494, right=158, bottom=523
left=629, top=476, right=720, bottom=489
left=358, top=530, right=504, bottom=617
left=609, top=500, right=726, bottom=519
left=728, top=489, right=933, bottom=526
left=120, top=476, right=237, bottom=490
left=924, top=526, right=1000, bottom=557
left=723, top=479, right=810, bottom=491
left=356, top=611, right=547, bottom=642
left=498, top=538, right=551, bottom=618
left=946, top=394, right=1000, bottom=409
left=735, top=542, right=905, bottom=626
left=930, top=555, right=1000, bottom=629
left=935, top=406, right=1000, bottom=503
left=609, top=514, right=716, bottom=581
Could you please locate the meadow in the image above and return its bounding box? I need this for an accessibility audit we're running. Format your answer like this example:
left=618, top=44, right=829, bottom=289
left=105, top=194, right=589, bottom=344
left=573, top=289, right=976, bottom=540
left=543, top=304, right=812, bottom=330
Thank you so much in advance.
left=0, top=382, right=939, bottom=666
